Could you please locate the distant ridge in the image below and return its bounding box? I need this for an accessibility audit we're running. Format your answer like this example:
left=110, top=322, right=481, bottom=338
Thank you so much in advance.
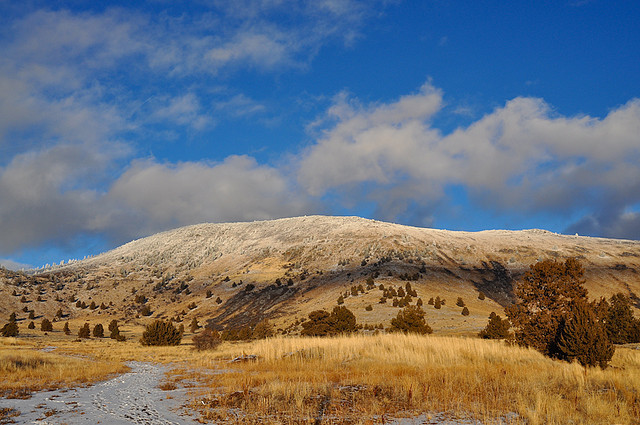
left=2, top=215, right=639, bottom=335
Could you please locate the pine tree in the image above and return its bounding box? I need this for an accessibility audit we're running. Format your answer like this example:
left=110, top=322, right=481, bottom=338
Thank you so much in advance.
left=140, top=320, right=182, bottom=346
left=389, top=305, right=432, bottom=334
left=506, top=258, right=588, bottom=355
left=40, top=318, right=53, bottom=332
left=555, top=301, right=614, bottom=368
left=93, top=323, right=104, bottom=338
left=63, top=322, right=71, bottom=335
left=1, top=321, right=19, bottom=337
left=78, top=323, right=91, bottom=338
left=189, top=317, right=200, bottom=333
left=252, top=319, right=275, bottom=339
left=461, top=306, right=470, bottom=316
left=434, top=296, right=442, bottom=309
left=478, top=312, right=511, bottom=339
left=603, top=293, right=640, bottom=344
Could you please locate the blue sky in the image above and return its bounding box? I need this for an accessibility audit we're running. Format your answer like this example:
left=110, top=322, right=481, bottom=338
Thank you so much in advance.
left=1, top=0, right=639, bottom=269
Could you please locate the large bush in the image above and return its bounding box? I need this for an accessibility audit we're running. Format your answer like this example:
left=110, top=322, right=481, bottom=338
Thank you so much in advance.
left=389, top=305, right=432, bottom=335
left=478, top=312, right=511, bottom=339
left=140, top=320, right=182, bottom=346
left=301, top=306, right=357, bottom=336
left=1, top=321, right=19, bottom=337
left=555, top=301, right=614, bottom=368
left=193, top=328, right=221, bottom=351
left=40, top=318, right=53, bottom=332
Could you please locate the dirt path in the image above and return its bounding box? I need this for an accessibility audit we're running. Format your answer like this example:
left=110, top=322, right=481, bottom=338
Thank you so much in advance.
left=0, top=361, right=199, bottom=424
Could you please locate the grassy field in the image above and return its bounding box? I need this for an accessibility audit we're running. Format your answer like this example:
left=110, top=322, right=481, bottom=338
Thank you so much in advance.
left=1, top=330, right=639, bottom=424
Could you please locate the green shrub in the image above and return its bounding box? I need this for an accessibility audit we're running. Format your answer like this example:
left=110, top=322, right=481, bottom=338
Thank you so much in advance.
left=140, top=320, right=182, bottom=346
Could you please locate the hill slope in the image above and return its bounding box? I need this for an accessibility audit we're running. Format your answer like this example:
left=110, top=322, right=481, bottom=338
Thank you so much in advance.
left=2, top=216, right=640, bottom=335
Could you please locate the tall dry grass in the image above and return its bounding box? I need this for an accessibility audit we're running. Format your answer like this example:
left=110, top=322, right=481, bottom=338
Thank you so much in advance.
left=0, top=338, right=128, bottom=397
left=186, top=334, right=640, bottom=424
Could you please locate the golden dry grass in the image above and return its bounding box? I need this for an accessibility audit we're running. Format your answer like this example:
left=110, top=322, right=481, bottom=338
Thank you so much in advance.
left=0, top=337, right=128, bottom=397
left=184, top=334, right=640, bottom=425
left=2, top=331, right=639, bottom=424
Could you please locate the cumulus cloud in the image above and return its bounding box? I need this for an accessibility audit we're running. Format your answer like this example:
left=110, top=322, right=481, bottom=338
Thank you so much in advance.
left=104, top=155, right=313, bottom=239
left=0, top=150, right=313, bottom=255
left=0, top=144, right=123, bottom=253
left=299, top=82, right=640, bottom=237
left=0, top=2, right=377, bottom=257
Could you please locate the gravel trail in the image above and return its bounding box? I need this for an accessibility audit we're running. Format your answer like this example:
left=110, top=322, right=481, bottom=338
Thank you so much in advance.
left=0, top=361, right=199, bottom=424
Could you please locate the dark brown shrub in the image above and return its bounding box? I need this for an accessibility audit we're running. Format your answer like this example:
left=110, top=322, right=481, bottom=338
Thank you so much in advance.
left=40, top=318, right=53, bottom=332
left=389, top=305, right=432, bottom=335
left=78, top=323, right=91, bottom=339
left=193, top=328, right=221, bottom=351
left=93, top=323, right=104, bottom=338
left=555, top=301, right=614, bottom=368
left=140, top=320, right=182, bottom=346
left=478, top=312, right=511, bottom=339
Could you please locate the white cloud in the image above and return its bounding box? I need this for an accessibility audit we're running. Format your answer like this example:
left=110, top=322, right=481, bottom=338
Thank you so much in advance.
left=299, top=82, right=640, bottom=235
left=298, top=82, right=444, bottom=196
left=104, top=155, right=314, bottom=239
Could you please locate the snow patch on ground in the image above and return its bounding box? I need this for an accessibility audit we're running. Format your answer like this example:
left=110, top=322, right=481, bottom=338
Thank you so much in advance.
left=0, top=361, right=198, bottom=424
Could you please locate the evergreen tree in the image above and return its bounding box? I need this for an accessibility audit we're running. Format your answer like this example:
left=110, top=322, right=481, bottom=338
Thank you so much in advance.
left=434, top=296, right=442, bottom=309
left=189, top=317, right=200, bottom=333
left=555, top=301, right=614, bottom=368
left=40, top=318, right=53, bottom=332
left=140, top=320, right=182, bottom=346
left=78, top=323, right=91, bottom=338
left=389, top=305, right=432, bottom=334
left=1, top=321, right=19, bottom=337
left=603, top=293, right=640, bottom=344
left=301, top=306, right=357, bottom=336
left=28, top=321, right=35, bottom=329
left=252, top=319, right=274, bottom=339
left=461, top=306, right=470, bottom=316
left=63, top=322, right=71, bottom=335
left=506, top=258, right=588, bottom=355
left=193, top=328, right=220, bottom=351
left=478, top=312, right=511, bottom=339
left=93, top=323, right=104, bottom=338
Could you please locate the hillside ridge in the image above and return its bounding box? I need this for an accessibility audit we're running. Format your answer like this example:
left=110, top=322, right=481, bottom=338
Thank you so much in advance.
left=2, top=215, right=639, bottom=335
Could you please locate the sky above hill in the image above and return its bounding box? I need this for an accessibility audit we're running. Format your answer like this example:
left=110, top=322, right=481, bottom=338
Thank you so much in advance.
left=1, top=0, right=639, bottom=269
